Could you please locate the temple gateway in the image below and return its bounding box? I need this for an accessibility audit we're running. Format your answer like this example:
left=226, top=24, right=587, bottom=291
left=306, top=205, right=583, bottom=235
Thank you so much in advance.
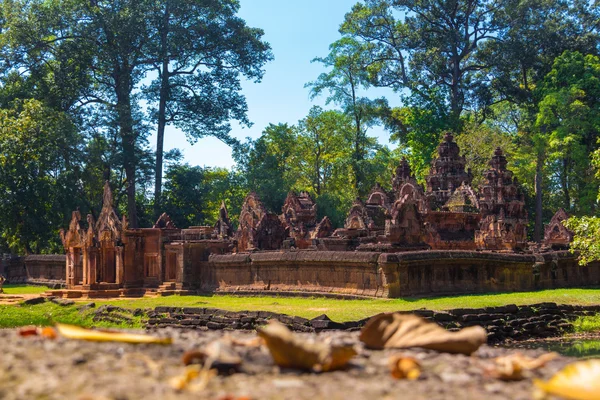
left=53, top=133, right=600, bottom=299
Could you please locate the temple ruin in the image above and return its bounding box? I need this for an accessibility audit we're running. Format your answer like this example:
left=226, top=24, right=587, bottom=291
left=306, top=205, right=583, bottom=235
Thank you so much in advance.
left=50, top=132, right=598, bottom=299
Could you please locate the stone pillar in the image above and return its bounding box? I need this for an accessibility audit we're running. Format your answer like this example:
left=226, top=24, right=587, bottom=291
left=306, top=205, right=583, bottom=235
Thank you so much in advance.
left=116, top=247, right=124, bottom=285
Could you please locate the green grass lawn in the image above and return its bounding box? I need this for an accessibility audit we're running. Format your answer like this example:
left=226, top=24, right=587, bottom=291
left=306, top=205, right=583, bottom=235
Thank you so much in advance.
left=2, top=286, right=600, bottom=329
left=2, top=284, right=51, bottom=295
left=573, top=315, right=600, bottom=333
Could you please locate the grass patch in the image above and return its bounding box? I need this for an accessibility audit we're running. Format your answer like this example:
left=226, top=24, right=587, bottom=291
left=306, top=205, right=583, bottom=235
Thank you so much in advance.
left=0, top=302, right=144, bottom=329
left=93, top=287, right=600, bottom=322
left=573, top=315, right=600, bottom=333
left=2, top=284, right=51, bottom=295
left=2, top=287, right=600, bottom=329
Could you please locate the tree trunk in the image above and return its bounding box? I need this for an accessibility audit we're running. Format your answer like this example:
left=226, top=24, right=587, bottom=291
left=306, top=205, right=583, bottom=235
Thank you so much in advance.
left=154, top=2, right=171, bottom=218
left=116, top=69, right=139, bottom=228
left=562, top=157, right=570, bottom=210
left=450, top=58, right=462, bottom=130
left=534, top=152, right=543, bottom=242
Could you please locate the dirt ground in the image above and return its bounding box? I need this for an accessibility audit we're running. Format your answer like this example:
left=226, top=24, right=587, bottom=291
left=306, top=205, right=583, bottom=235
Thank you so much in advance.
left=0, top=326, right=576, bottom=400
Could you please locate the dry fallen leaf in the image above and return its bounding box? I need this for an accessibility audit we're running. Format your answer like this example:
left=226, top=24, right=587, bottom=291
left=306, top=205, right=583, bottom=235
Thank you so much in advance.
left=18, top=326, right=39, bottom=337
left=389, top=354, right=421, bottom=380
left=486, top=352, right=559, bottom=381
left=228, top=336, right=265, bottom=348
left=534, top=359, right=600, bottom=400
left=40, top=327, right=58, bottom=339
left=359, top=313, right=486, bottom=355
left=55, top=323, right=172, bottom=344
left=258, top=320, right=356, bottom=372
left=182, top=341, right=242, bottom=374
left=18, top=326, right=57, bottom=339
left=169, top=363, right=218, bottom=391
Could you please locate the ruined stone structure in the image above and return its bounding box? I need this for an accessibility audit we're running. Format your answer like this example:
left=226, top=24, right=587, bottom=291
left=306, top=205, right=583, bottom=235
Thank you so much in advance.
left=426, top=132, right=473, bottom=211
left=51, top=131, right=585, bottom=299
left=543, top=209, right=574, bottom=250
left=280, top=192, right=332, bottom=249
left=475, top=148, right=528, bottom=251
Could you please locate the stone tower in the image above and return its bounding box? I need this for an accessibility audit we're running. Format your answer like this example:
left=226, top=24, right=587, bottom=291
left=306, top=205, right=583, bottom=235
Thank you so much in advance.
left=425, top=132, right=472, bottom=210
left=475, top=148, right=528, bottom=250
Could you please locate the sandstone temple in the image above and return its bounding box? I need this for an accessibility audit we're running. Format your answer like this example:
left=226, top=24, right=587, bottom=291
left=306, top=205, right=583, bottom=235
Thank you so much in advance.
left=48, top=132, right=599, bottom=299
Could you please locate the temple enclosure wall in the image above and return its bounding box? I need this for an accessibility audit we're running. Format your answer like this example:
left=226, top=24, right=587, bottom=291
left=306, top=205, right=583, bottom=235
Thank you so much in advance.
left=4, top=250, right=600, bottom=298
left=3, top=255, right=66, bottom=288
left=207, top=250, right=600, bottom=298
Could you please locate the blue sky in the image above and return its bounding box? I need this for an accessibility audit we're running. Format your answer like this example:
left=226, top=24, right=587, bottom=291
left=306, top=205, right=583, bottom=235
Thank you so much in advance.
left=151, top=0, right=401, bottom=169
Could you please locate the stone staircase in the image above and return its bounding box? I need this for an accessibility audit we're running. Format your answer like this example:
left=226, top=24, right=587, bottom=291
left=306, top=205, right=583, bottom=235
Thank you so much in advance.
left=148, top=282, right=193, bottom=297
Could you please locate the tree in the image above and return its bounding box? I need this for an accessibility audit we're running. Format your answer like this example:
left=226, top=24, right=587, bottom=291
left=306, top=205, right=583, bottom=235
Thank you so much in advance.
left=234, top=123, right=298, bottom=212
left=307, top=37, right=387, bottom=195
left=535, top=51, right=600, bottom=214
left=455, top=115, right=516, bottom=187
left=0, top=99, right=83, bottom=253
left=295, top=106, right=353, bottom=196
left=478, top=0, right=600, bottom=240
left=1, top=0, right=157, bottom=228
left=144, top=0, right=272, bottom=217
left=339, top=0, right=504, bottom=129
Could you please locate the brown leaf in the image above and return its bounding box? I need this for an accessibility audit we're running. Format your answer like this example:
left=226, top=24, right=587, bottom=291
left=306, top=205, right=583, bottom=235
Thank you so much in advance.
left=168, top=365, right=217, bottom=392
left=182, top=341, right=242, bottom=374
left=359, top=313, right=486, bottom=355
left=486, top=352, right=559, bottom=381
left=258, top=320, right=356, bottom=372
left=389, top=354, right=421, bottom=380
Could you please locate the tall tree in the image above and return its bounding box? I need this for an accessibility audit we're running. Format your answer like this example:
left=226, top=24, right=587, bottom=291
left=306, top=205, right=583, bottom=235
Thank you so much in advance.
left=145, top=0, right=272, bottom=217
left=479, top=0, right=600, bottom=240
left=535, top=51, right=600, bottom=214
left=1, top=0, right=156, bottom=227
left=0, top=99, right=83, bottom=253
left=307, top=37, right=387, bottom=195
left=295, top=106, right=353, bottom=196
left=339, top=0, right=504, bottom=129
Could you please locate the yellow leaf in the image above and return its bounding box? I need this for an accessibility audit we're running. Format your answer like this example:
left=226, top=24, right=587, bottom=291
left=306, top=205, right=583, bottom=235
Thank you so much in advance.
left=534, top=359, right=600, bottom=400
left=55, top=323, right=172, bottom=344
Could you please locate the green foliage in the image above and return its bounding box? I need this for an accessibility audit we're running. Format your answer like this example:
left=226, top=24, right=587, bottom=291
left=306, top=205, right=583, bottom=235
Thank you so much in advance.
left=572, top=315, right=600, bottom=333
left=564, top=216, right=600, bottom=265
left=535, top=51, right=600, bottom=214
left=455, top=115, right=516, bottom=188
left=339, top=0, right=505, bottom=128
left=143, top=0, right=272, bottom=213
left=235, top=108, right=398, bottom=228
left=307, top=37, right=388, bottom=194
left=162, top=164, right=244, bottom=228
left=382, top=90, right=451, bottom=180
left=234, top=123, right=298, bottom=212
left=0, top=99, right=83, bottom=253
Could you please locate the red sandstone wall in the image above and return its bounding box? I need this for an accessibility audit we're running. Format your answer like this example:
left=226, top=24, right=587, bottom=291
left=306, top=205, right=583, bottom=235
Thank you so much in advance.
left=209, top=250, right=600, bottom=298
left=4, top=255, right=66, bottom=287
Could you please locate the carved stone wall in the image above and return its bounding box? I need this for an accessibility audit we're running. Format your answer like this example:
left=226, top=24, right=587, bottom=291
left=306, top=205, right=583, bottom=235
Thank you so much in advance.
left=208, top=250, right=600, bottom=298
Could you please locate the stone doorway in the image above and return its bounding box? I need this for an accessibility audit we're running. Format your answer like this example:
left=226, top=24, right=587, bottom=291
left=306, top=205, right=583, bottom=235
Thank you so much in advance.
left=99, top=248, right=117, bottom=284
left=165, top=251, right=178, bottom=282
